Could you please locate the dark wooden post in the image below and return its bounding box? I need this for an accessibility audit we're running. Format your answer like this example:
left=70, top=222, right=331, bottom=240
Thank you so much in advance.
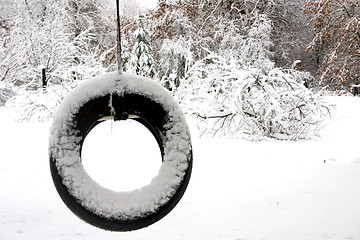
left=352, top=84, right=359, bottom=96
left=41, top=68, right=47, bottom=89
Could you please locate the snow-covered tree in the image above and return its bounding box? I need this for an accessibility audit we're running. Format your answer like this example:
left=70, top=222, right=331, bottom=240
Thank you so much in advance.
left=305, top=0, right=360, bottom=91
left=2, top=0, right=335, bottom=133
left=132, top=14, right=155, bottom=78
left=4, top=0, right=73, bottom=88
left=0, top=16, right=12, bottom=84
left=149, top=1, right=197, bottom=86
left=158, top=38, right=193, bottom=90
left=267, top=0, right=316, bottom=71
left=148, top=0, right=316, bottom=86
left=101, top=13, right=137, bottom=73
left=239, top=13, right=274, bottom=70
left=2, top=0, right=111, bottom=89
left=145, top=0, right=333, bottom=139
left=1, top=0, right=114, bottom=121
left=60, top=0, right=112, bottom=81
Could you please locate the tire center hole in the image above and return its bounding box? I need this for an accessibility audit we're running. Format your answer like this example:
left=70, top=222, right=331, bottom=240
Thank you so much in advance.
left=81, top=119, right=162, bottom=192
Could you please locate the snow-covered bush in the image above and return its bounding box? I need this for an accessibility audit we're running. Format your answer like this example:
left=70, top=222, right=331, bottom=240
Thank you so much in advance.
left=5, top=82, right=78, bottom=122
left=175, top=52, right=235, bottom=116
left=0, top=81, right=16, bottom=106
left=233, top=68, right=332, bottom=140
left=179, top=56, right=333, bottom=140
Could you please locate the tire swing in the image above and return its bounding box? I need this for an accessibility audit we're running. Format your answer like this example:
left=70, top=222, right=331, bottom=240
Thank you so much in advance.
left=48, top=1, right=192, bottom=232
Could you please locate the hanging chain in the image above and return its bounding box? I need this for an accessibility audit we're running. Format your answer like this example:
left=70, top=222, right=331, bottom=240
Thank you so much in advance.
left=116, top=0, right=122, bottom=74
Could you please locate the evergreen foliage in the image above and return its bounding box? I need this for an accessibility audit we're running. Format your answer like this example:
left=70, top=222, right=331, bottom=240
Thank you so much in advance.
left=132, top=14, right=155, bottom=78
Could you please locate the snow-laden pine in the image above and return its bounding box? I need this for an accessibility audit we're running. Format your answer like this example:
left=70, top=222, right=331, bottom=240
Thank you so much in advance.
left=131, top=14, right=155, bottom=78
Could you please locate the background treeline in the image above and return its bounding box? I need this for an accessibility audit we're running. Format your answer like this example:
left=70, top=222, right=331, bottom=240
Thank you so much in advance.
left=1, top=0, right=358, bottom=90
left=0, top=0, right=358, bottom=139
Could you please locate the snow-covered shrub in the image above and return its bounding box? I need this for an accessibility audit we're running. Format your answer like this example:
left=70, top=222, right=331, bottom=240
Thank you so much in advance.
left=175, top=52, right=235, bottom=115
left=179, top=57, right=333, bottom=140
left=0, top=81, right=16, bottom=106
left=5, top=82, right=78, bottom=122
left=233, top=68, right=332, bottom=140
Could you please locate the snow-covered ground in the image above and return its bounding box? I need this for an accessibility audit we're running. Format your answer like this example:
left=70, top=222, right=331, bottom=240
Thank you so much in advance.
left=0, top=96, right=359, bottom=240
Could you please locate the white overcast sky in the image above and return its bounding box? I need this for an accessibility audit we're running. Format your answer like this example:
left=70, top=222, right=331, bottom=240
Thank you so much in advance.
left=137, top=0, right=158, bottom=10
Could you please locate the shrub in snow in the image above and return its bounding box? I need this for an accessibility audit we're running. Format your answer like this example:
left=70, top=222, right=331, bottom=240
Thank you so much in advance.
left=5, top=82, right=78, bottom=122
left=0, top=82, right=16, bottom=106
left=233, top=68, right=333, bottom=140
left=179, top=57, right=333, bottom=140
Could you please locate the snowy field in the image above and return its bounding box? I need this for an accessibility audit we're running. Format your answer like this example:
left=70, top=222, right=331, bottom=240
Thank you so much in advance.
left=0, top=96, right=359, bottom=240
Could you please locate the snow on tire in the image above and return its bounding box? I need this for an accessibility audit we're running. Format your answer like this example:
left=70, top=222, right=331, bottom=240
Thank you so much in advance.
left=49, top=72, right=192, bottom=231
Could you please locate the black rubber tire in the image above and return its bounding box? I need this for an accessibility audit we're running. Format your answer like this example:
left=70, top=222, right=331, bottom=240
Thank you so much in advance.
left=49, top=90, right=192, bottom=231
